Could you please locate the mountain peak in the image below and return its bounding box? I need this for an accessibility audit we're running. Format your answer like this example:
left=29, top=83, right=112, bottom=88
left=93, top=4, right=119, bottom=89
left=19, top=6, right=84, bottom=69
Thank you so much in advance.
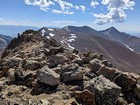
left=109, top=26, right=119, bottom=32
left=62, top=25, right=96, bottom=33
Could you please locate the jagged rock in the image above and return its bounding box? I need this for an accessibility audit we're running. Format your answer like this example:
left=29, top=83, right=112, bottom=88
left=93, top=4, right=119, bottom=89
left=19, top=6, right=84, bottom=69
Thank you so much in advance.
left=89, top=59, right=104, bottom=72
left=89, top=53, right=98, bottom=60
left=0, top=58, right=23, bottom=78
left=82, top=57, right=90, bottom=64
left=0, top=77, right=8, bottom=91
left=3, top=57, right=23, bottom=68
left=49, top=46, right=65, bottom=55
left=72, top=58, right=83, bottom=66
left=130, top=73, right=140, bottom=81
left=48, top=54, right=67, bottom=68
left=97, top=66, right=117, bottom=80
left=60, top=63, right=83, bottom=82
left=37, top=66, right=60, bottom=86
left=85, top=69, right=97, bottom=79
left=14, top=67, right=26, bottom=84
left=43, top=48, right=49, bottom=56
left=114, top=72, right=137, bottom=90
left=74, top=89, right=95, bottom=105
left=101, top=60, right=112, bottom=67
left=7, top=68, right=15, bottom=82
left=23, top=60, right=41, bottom=70
left=85, top=75, right=121, bottom=105
left=69, top=86, right=82, bottom=91
left=116, top=97, right=128, bottom=105
left=134, top=84, right=140, bottom=99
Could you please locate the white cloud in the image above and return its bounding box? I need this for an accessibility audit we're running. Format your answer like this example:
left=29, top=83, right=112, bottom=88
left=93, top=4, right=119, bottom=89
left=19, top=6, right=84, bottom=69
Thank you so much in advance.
left=24, top=0, right=86, bottom=14
left=24, top=0, right=135, bottom=25
left=0, top=18, right=3, bottom=22
left=90, top=0, right=99, bottom=8
left=94, top=0, right=135, bottom=25
left=79, top=5, right=86, bottom=12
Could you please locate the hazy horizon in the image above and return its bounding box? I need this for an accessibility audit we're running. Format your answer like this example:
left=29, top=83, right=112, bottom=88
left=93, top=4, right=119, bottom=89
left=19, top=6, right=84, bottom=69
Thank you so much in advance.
left=0, top=0, right=139, bottom=34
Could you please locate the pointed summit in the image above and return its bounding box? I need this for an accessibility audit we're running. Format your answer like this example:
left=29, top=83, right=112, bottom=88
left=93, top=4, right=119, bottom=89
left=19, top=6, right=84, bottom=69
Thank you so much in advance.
left=108, top=26, right=120, bottom=34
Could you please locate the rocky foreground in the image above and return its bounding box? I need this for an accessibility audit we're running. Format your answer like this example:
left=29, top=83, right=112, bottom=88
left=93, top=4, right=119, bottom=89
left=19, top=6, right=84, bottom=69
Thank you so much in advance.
left=0, top=30, right=140, bottom=105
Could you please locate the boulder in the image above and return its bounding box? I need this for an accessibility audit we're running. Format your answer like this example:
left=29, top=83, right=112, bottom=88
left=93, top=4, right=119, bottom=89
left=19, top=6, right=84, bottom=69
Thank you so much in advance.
left=85, top=75, right=121, bottom=105
left=114, top=72, right=137, bottom=90
left=89, top=59, right=104, bottom=72
left=49, top=46, right=65, bottom=55
left=2, top=57, right=23, bottom=69
left=74, top=89, right=95, bottom=105
left=37, top=66, right=60, bottom=86
left=8, top=68, right=15, bottom=82
left=97, top=66, right=117, bottom=80
left=72, top=58, right=83, bottom=66
left=0, top=77, right=8, bottom=91
left=23, top=60, right=40, bottom=70
left=101, top=60, right=112, bottom=67
left=82, top=57, right=90, bottom=64
left=89, top=53, right=98, bottom=60
left=48, top=54, right=67, bottom=68
left=60, top=63, right=83, bottom=82
left=134, top=84, right=140, bottom=99
left=85, top=69, right=97, bottom=79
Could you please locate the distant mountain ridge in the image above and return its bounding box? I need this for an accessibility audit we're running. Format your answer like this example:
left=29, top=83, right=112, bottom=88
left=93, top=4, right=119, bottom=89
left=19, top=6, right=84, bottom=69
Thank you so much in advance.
left=38, top=26, right=140, bottom=73
left=0, top=25, right=39, bottom=37
left=62, top=26, right=108, bottom=39
left=100, top=27, right=140, bottom=53
left=0, top=34, right=13, bottom=55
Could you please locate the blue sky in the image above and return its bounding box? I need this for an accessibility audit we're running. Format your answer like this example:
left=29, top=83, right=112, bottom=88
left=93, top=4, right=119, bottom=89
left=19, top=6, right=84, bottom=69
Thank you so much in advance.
left=0, top=0, right=139, bottom=33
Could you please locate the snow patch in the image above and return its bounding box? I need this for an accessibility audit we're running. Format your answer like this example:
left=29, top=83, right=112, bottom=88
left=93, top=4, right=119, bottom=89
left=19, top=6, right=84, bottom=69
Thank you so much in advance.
left=65, top=26, right=69, bottom=31
left=41, top=29, right=46, bottom=36
left=67, top=33, right=77, bottom=43
left=61, top=40, right=64, bottom=44
left=69, top=35, right=77, bottom=39
left=49, top=33, right=55, bottom=37
left=46, top=36, right=50, bottom=39
left=126, top=45, right=134, bottom=52
left=70, top=33, right=76, bottom=36
left=67, top=38, right=75, bottom=43
left=68, top=43, right=74, bottom=49
left=48, top=28, right=54, bottom=31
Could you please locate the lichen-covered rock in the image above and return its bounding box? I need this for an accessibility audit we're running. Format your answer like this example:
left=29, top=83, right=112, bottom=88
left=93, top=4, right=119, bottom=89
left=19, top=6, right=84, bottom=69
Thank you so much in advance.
left=85, top=75, right=121, bottom=105
left=60, top=63, right=83, bottom=82
left=37, top=66, right=60, bottom=86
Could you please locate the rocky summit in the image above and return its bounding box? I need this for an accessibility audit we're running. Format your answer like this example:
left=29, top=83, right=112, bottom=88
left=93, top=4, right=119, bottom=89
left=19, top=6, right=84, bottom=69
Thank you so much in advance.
left=0, top=30, right=140, bottom=105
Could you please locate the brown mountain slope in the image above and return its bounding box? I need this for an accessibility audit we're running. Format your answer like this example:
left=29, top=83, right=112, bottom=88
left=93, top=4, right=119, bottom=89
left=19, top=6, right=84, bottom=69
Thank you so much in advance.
left=38, top=28, right=140, bottom=73
left=72, top=33, right=140, bottom=73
